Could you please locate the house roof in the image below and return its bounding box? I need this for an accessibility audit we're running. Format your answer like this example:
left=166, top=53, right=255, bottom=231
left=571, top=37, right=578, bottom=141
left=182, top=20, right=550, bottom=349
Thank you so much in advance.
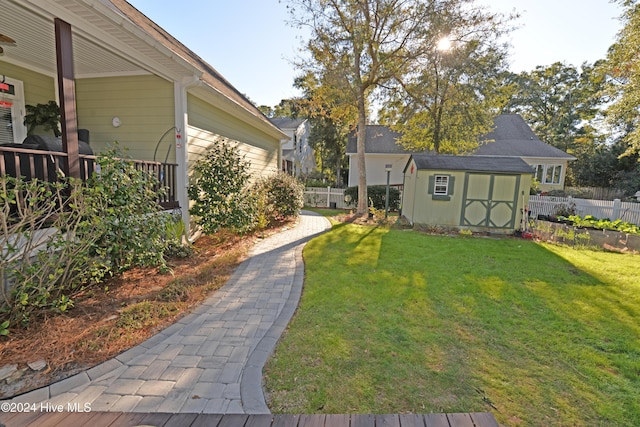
left=409, top=154, right=535, bottom=174
left=475, top=114, right=575, bottom=160
left=109, top=0, right=281, bottom=135
left=0, top=1, right=284, bottom=140
left=346, top=125, right=410, bottom=154
left=269, top=117, right=307, bottom=130
left=346, top=115, right=574, bottom=160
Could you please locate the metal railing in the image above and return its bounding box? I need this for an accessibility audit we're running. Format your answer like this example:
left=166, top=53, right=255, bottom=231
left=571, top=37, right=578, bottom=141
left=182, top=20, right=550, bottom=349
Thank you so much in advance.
left=0, top=146, right=178, bottom=209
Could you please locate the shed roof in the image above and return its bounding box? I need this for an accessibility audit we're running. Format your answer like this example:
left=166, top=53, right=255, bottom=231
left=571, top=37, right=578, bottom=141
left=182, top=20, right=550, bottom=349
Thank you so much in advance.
left=409, top=154, right=535, bottom=174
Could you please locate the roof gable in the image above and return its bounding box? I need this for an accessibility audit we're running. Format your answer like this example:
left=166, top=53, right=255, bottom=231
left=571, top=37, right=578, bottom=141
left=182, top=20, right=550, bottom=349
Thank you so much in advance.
left=475, top=114, right=575, bottom=160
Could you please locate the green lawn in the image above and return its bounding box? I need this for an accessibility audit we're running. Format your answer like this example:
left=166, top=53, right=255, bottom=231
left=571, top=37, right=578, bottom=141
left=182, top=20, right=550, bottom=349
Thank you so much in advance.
left=264, top=223, right=640, bottom=426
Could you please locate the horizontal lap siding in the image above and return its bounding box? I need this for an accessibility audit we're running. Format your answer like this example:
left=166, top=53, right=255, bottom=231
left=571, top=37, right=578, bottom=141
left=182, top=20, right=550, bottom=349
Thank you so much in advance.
left=187, top=94, right=279, bottom=179
left=0, top=61, right=56, bottom=106
left=75, top=75, right=175, bottom=161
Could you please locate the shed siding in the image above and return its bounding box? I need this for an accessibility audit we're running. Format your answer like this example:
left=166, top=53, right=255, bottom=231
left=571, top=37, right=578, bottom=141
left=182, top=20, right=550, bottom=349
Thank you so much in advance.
left=404, top=167, right=531, bottom=234
left=75, top=75, right=175, bottom=160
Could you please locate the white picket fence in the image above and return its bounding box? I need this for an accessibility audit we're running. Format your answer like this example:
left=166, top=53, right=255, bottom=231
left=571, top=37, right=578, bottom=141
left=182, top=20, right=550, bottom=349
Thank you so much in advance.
left=304, top=187, right=349, bottom=209
left=304, top=188, right=640, bottom=226
left=529, top=195, right=640, bottom=225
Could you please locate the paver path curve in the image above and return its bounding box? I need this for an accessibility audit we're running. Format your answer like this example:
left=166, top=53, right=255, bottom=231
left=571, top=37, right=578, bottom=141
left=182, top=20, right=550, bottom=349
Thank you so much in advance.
left=6, top=211, right=332, bottom=414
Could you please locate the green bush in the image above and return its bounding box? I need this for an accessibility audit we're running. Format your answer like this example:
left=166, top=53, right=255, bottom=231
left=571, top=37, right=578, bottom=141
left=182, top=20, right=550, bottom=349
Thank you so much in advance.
left=1, top=147, right=176, bottom=327
left=188, top=141, right=257, bottom=234
left=253, top=173, right=305, bottom=227
left=87, top=147, right=173, bottom=272
left=344, top=185, right=400, bottom=211
left=1, top=176, right=107, bottom=326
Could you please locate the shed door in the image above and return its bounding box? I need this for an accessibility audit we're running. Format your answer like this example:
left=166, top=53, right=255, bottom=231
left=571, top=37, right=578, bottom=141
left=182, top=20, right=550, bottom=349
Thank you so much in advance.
left=460, top=173, right=520, bottom=229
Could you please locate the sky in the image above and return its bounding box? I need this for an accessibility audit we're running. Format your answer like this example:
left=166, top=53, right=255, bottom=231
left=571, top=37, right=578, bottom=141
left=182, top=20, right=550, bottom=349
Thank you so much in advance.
left=127, top=0, right=624, bottom=108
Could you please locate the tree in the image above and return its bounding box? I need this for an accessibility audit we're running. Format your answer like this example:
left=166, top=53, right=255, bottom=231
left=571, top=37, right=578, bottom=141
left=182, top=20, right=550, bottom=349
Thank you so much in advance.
left=287, top=0, right=512, bottom=213
left=380, top=10, right=512, bottom=153
left=602, top=0, right=640, bottom=158
left=295, top=72, right=356, bottom=186
left=502, top=62, right=605, bottom=154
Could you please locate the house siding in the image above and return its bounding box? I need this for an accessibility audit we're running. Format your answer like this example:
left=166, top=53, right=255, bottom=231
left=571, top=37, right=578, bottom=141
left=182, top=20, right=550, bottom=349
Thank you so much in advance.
left=1, top=62, right=56, bottom=107
left=75, top=75, right=175, bottom=161
left=348, top=154, right=410, bottom=187
left=187, top=94, right=279, bottom=177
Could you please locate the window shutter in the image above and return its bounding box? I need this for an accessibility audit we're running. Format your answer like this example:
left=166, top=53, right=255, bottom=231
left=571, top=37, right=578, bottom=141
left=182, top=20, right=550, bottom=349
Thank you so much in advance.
left=448, top=176, right=455, bottom=195
left=428, top=175, right=435, bottom=194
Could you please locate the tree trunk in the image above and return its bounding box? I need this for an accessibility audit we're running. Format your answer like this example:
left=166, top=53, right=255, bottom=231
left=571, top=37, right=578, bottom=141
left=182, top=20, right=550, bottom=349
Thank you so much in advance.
left=356, top=88, right=368, bottom=215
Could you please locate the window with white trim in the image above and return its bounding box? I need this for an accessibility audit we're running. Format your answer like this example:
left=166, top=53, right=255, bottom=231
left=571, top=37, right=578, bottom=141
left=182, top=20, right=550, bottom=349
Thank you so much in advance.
left=532, top=164, right=562, bottom=184
left=0, top=77, right=27, bottom=145
left=434, top=175, right=449, bottom=195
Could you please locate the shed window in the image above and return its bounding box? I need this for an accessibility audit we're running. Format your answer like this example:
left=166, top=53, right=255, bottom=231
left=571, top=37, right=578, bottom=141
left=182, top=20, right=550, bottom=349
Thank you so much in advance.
left=428, top=174, right=455, bottom=201
left=434, top=175, right=449, bottom=195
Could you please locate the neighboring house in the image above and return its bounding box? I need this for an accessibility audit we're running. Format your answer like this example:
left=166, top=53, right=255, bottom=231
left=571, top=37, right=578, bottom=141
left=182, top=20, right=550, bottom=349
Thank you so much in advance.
left=0, top=0, right=286, bottom=235
left=346, top=114, right=575, bottom=192
left=473, top=114, right=575, bottom=192
left=402, top=154, right=533, bottom=234
left=346, top=125, right=408, bottom=188
left=269, top=117, right=315, bottom=177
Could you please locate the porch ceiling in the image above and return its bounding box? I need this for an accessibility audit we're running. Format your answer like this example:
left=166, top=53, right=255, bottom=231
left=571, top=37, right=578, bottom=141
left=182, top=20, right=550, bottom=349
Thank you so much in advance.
left=1, top=0, right=191, bottom=80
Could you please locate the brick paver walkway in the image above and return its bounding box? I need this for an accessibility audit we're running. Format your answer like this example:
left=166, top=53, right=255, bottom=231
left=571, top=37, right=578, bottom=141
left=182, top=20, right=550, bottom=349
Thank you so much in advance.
left=5, top=211, right=331, bottom=414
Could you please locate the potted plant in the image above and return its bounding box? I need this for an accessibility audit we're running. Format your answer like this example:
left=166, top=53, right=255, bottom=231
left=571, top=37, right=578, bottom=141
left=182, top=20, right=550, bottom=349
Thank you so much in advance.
left=23, top=100, right=61, bottom=137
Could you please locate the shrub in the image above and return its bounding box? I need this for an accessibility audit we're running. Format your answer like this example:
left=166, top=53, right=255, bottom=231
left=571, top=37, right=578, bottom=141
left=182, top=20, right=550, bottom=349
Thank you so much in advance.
left=0, top=176, right=107, bottom=325
left=344, top=185, right=400, bottom=211
left=188, top=141, right=256, bottom=234
left=87, top=147, right=173, bottom=272
left=253, top=173, right=305, bottom=227
left=1, top=147, right=176, bottom=326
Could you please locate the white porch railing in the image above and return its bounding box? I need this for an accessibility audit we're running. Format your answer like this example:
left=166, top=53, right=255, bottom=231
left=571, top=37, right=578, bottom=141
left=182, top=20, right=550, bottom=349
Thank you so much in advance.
left=529, top=195, right=640, bottom=225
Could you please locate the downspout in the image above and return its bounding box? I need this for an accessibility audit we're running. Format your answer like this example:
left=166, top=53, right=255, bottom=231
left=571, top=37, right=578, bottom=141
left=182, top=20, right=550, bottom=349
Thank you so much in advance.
left=174, top=75, right=202, bottom=240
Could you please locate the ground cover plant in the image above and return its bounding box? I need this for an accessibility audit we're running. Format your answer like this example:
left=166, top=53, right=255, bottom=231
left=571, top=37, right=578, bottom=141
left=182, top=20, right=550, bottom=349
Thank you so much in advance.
left=264, top=222, right=640, bottom=426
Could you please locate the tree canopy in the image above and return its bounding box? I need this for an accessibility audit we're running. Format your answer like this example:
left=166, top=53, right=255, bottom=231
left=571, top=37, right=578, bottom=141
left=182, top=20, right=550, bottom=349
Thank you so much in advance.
left=602, top=0, right=640, bottom=158
left=286, top=0, right=513, bottom=213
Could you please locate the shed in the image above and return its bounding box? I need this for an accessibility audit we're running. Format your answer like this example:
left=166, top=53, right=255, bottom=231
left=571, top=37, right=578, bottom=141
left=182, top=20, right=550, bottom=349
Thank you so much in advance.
left=402, top=155, right=534, bottom=234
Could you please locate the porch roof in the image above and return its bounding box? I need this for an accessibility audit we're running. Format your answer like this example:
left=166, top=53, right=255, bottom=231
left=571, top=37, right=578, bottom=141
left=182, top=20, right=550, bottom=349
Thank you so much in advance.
left=1, top=0, right=285, bottom=140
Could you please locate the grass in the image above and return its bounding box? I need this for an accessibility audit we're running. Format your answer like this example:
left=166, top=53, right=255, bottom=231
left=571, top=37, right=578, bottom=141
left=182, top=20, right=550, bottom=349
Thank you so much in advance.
left=264, top=223, right=640, bottom=426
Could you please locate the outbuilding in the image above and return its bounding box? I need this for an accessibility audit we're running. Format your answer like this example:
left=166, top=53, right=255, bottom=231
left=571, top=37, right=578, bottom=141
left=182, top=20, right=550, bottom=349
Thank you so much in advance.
left=402, top=154, right=534, bottom=234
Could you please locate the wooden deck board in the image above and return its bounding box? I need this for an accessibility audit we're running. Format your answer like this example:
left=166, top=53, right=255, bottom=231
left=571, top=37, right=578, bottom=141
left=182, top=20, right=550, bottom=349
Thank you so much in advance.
left=377, top=414, right=401, bottom=427
left=469, top=412, right=499, bottom=427
left=423, top=413, right=450, bottom=427
left=190, top=413, right=223, bottom=427
left=447, top=413, right=475, bottom=427
left=398, top=413, right=425, bottom=427
left=0, top=412, right=499, bottom=427
left=351, top=413, right=375, bottom=427
left=245, top=414, right=274, bottom=427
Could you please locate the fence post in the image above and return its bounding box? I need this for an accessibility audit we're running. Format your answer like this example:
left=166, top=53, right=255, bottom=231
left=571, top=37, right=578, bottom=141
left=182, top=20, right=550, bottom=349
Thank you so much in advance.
left=612, top=199, right=622, bottom=220
left=327, top=186, right=331, bottom=208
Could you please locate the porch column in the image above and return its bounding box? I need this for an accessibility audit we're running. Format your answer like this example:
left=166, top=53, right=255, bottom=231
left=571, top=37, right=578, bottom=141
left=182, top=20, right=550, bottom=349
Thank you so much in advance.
left=54, top=18, right=80, bottom=179
left=174, top=79, right=194, bottom=235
